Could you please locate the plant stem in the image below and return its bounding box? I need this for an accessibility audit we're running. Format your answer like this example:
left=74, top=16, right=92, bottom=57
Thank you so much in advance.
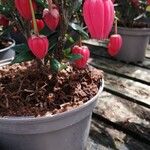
left=29, top=0, right=39, bottom=35
left=47, top=0, right=52, bottom=10
left=79, top=36, right=82, bottom=47
left=115, top=19, right=118, bottom=34
left=54, top=0, right=68, bottom=61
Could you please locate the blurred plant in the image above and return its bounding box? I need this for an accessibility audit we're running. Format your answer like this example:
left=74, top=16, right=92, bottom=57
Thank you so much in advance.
left=115, top=0, right=150, bottom=27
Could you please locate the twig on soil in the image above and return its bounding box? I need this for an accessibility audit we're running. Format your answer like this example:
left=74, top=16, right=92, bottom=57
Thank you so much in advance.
left=24, top=89, right=34, bottom=93
left=17, top=78, right=25, bottom=93
left=4, top=94, right=9, bottom=108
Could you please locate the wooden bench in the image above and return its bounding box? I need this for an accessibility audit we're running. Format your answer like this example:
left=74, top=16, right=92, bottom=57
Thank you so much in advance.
left=87, top=42, right=150, bottom=150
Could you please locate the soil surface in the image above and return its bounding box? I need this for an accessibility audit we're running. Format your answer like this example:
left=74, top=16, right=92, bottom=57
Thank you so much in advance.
left=0, top=61, right=103, bottom=117
left=0, top=39, right=13, bottom=49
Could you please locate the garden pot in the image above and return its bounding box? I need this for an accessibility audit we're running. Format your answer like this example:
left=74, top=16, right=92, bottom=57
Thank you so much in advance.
left=0, top=38, right=15, bottom=67
left=0, top=79, right=104, bottom=150
left=114, top=27, right=150, bottom=63
left=0, top=38, right=15, bottom=53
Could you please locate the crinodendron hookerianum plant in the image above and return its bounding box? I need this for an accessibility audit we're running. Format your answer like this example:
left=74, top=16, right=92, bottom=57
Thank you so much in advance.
left=0, top=0, right=90, bottom=73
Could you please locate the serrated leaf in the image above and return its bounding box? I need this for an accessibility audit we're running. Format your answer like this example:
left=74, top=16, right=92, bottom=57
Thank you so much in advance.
left=69, top=23, right=89, bottom=39
left=67, top=54, right=82, bottom=61
left=50, top=58, right=61, bottom=72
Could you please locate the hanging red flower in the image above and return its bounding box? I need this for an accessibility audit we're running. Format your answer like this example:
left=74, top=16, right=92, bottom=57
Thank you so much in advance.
left=43, top=5, right=60, bottom=31
left=0, top=14, right=9, bottom=27
left=28, top=35, right=49, bottom=59
left=108, top=34, right=122, bottom=56
left=15, top=0, right=37, bottom=20
left=83, top=0, right=114, bottom=40
left=72, top=45, right=90, bottom=69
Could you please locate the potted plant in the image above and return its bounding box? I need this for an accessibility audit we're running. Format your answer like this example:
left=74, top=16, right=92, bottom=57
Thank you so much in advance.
left=114, top=0, right=150, bottom=62
left=0, top=0, right=105, bottom=150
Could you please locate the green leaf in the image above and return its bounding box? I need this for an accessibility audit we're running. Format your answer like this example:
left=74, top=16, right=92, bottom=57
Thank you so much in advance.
left=50, top=58, right=61, bottom=72
left=60, top=63, right=67, bottom=71
left=47, top=33, right=58, bottom=53
left=69, top=23, right=89, bottom=39
left=65, top=34, right=75, bottom=43
left=63, top=48, right=71, bottom=57
left=13, top=44, right=28, bottom=53
left=12, top=44, right=34, bottom=64
left=67, top=54, right=82, bottom=61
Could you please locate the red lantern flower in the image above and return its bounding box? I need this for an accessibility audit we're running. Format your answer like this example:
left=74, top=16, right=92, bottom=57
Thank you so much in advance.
left=43, top=5, right=60, bottom=31
left=108, top=34, right=122, bottom=56
left=0, top=14, right=9, bottom=27
left=72, top=45, right=90, bottom=69
left=83, top=0, right=114, bottom=40
left=148, top=0, right=150, bottom=5
left=15, top=0, right=37, bottom=20
left=28, top=35, right=49, bottom=59
left=31, top=19, right=45, bottom=32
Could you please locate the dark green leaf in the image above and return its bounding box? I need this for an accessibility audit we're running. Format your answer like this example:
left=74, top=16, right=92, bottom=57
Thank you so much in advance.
left=35, top=0, right=48, bottom=7
left=12, top=50, right=33, bottom=64
left=60, top=63, right=67, bottom=71
left=12, top=44, right=34, bottom=63
left=67, top=54, right=82, bottom=61
left=13, top=44, right=28, bottom=53
left=65, top=34, right=75, bottom=43
left=63, top=48, right=71, bottom=57
left=69, top=23, right=89, bottom=39
left=50, top=58, right=61, bottom=72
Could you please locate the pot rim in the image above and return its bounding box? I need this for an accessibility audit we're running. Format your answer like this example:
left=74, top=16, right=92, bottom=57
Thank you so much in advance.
left=117, top=26, right=150, bottom=36
left=0, top=79, right=104, bottom=123
left=117, top=26, right=150, bottom=30
left=0, top=38, right=15, bottom=53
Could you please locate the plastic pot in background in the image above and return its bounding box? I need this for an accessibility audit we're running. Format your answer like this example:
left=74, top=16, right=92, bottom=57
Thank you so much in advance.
left=114, top=27, right=150, bottom=63
left=0, top=80, right=104, bottom=150
left=0, top=38, right=15, bottom=67
left=0, top=38, right=15, bottom=53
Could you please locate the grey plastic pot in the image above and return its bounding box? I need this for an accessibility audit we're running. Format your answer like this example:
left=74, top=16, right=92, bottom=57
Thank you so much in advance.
left=115, top=27, right=150, bottom=63
left=0, top=39, right=15, bottom=53
left=0, top=80, right=104, bottom=150
left=0, top=39, right=15, bottom=67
